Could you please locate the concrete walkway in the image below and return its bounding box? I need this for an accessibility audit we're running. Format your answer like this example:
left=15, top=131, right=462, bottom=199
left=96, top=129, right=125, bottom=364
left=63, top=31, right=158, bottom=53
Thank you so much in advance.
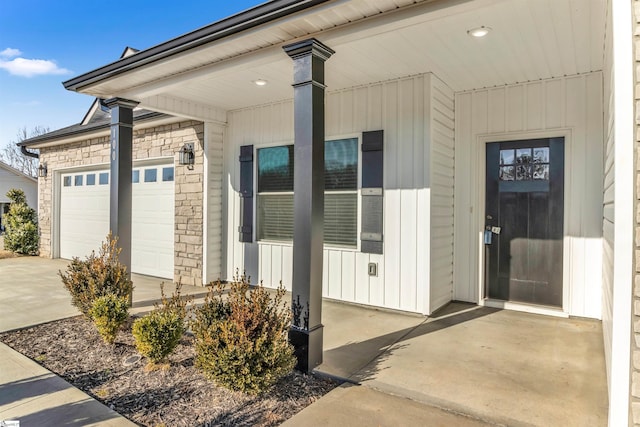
left=0, top=256, right=609, bottom=426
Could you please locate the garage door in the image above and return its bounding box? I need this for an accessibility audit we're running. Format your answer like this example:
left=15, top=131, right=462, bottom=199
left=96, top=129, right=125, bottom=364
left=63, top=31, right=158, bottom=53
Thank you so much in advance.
left=59, top=162, right=175, bottom=279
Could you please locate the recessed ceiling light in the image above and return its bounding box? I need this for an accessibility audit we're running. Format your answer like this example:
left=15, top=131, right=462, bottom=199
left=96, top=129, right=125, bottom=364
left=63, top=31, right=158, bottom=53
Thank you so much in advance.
left=467, top=26, right=491, bottom=38
left=254, top=79, right=268, bottom=86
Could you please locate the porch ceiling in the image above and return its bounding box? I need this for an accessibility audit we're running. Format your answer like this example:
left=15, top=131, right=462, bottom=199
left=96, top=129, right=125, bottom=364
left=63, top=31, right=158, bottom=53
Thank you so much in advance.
left=72, top=0, right=606, bottom=115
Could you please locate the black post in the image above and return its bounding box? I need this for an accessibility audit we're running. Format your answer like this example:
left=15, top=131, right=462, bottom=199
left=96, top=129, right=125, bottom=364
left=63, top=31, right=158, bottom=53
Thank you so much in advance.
left=104, top=98, right=138, bottom=304
left=283, top=39, right=334, bottom=372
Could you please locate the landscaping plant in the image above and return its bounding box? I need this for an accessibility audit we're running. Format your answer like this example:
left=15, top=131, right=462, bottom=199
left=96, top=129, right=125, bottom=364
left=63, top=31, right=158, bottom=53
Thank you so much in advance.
left=59, top=233, right=133, bottom=317
left=3, top=188, right=38, bottom=255
left=192, top=272, right=296, bottom=394
left=132, top=282, right=190, bottom=367
left=89, top=294, right=129, bottom=344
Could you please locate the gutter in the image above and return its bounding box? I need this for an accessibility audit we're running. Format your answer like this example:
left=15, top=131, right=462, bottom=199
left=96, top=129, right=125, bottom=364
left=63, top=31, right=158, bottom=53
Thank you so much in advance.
left=63, top=0, right=331, bottom=92
left=20, top=145, right=39, bottom=159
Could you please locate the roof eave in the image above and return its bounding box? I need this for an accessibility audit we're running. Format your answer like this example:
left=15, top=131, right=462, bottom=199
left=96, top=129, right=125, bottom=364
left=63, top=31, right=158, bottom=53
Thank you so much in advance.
left=62, top=0, right=332, bottom=92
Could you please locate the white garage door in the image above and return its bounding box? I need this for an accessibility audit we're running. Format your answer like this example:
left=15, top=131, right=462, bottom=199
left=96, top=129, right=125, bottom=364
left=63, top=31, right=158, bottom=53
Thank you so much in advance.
left=59, top=162, right=175, bottom=279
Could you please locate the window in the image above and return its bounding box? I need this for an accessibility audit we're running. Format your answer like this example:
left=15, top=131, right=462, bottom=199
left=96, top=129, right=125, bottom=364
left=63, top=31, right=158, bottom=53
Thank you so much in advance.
left=63, top=176, right=71, bottom=187
left=144, top=168, right=157, bottom=183
left=257, top=138, right=358, bottom=247
left=162, top=167, right=174, bottom=182
left=499, top=147, right=549, bottom=181
left=86, top=174, right=96, bottom=186
left=132, top=170, right=139, bottom=183
left=74, top=175, right=83, bottom=186
left=99, top=172, right=109, bottom=185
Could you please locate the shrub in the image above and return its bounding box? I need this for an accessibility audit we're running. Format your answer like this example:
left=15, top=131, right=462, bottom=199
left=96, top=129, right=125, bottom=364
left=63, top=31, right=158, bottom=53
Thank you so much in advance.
left=192, top=272, right=296, bottom=394
left=131, top=283, right=190, bottom=365
left=90, top=294, right=129, bottom=344
left=59, top=233, right=133, bottom=317
left=132, top=310, right=184, bottom=365
left=3, top=188, right=38, bottom=255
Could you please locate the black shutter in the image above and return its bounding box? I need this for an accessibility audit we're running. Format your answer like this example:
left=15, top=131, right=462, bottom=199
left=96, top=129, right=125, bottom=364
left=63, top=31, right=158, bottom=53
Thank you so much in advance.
left=361, top=130, right=383, bottom=254
left=238, top=145, right=253, bottom=243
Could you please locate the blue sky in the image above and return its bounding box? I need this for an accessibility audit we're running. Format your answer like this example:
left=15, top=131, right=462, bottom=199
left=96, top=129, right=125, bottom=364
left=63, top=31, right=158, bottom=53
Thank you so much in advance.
left=0, top=0, right=262, bottom=148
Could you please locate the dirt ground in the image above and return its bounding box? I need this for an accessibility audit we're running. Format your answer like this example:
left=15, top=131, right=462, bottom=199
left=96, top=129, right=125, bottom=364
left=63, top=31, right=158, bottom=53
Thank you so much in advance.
left=0, top=316, right=336, bottom=427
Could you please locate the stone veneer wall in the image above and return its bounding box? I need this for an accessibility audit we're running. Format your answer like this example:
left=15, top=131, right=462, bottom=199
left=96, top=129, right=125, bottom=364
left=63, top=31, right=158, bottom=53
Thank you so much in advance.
left=38, top=120, right=205, bottom=285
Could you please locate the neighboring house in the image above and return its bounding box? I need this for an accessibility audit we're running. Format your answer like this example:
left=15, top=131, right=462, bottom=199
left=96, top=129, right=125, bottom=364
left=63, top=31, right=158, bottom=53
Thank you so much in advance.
left=0, top=161, right=37, bottom=232
left=16, top=0, right=640, bottom=424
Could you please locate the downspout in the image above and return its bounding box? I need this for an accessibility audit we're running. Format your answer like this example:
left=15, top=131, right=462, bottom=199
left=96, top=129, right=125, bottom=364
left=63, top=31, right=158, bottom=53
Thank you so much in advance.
left=20, top=145, right=39, bottom=159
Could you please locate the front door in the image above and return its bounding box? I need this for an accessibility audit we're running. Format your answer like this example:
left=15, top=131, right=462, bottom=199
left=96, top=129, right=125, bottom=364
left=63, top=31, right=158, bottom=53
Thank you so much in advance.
left=485, top=138, right=564, bottom=307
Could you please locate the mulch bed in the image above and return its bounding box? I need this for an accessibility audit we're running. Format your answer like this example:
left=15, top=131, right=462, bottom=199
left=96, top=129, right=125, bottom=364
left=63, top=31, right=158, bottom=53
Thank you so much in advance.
left=0, top=316, right=337, bottom=426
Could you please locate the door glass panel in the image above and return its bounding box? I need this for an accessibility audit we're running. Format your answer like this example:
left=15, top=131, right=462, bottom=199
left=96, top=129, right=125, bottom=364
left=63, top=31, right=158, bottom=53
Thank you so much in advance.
left=500, top=146, right=550, bottom=182
left=533, top=147, right=549, bottom=163
left=516, top=165, right=531, bottom=180
left=500, top=149, right=515, bottom=165
left=516, top=148, right=532, bottom=164
left=533, top=164, right=549, bottom=180
left=499, top=166, right=515, bottom=181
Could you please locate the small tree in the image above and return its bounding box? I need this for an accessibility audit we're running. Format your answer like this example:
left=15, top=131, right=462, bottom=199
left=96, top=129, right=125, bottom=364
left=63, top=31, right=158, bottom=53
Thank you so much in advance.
left=3, top=188, right=38, bottom=255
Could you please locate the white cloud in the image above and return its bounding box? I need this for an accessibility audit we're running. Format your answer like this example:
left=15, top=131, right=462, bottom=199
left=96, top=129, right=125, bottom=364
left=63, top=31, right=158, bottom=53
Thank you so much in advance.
left=0, top=57, right=71, bottom=78
left=0, top=48, right=22, bottom=58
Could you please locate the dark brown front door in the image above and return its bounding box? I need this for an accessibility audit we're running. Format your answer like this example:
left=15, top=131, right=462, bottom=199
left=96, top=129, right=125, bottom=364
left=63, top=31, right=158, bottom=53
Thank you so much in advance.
left=485, top=138, right=564, bottom=307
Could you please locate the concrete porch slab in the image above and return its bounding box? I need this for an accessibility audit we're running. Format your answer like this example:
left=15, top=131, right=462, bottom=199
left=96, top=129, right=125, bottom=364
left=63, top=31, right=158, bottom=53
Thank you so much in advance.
left=317, top=301, right=608, bottom=426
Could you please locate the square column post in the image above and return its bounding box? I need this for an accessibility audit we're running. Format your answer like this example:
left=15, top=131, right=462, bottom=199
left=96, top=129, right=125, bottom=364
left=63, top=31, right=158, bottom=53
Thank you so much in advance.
left=104, top=98, right=138, bottom=293
left=283, top=39, right=334, bottom=372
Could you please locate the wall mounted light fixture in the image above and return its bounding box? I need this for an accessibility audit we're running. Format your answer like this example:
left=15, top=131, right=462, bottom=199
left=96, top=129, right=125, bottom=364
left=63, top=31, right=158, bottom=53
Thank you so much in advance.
left=179, top=143, right=195, bottom=170
left=38, top=163, right=48, bottom=178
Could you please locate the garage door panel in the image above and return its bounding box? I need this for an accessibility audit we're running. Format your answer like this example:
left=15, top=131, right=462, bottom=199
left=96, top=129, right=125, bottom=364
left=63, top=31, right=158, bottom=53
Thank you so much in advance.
left=60, top=164, right=175, bottom=279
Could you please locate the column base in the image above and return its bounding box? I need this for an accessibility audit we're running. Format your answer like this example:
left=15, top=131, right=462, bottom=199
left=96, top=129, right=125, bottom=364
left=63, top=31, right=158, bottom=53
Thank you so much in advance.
left=289, top=324, right=323, bottom=372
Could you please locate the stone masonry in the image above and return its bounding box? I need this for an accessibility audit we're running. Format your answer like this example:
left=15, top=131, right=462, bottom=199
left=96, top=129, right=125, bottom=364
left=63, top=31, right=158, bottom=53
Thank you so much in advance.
left=38, top=120, right=205, bottom=286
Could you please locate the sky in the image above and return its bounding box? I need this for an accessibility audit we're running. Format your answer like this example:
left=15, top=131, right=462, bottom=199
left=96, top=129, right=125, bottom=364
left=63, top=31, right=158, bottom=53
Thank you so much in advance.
left=0, top=0, right=263, bottom=148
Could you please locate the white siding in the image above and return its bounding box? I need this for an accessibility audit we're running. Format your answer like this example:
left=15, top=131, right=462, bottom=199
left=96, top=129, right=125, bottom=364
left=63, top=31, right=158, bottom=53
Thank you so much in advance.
left=429, top=76, right=455, bottom=312
left=602, top=0, right=635, bottom=423
left=203, top=122, right=225, bottom=282
left=454, top=72, right=604, bottom=319
left=601, top=10, right=614, bottom=386
left=224, top=73, right=454, bottom=314
left=0, top=165, right=37, bottom=209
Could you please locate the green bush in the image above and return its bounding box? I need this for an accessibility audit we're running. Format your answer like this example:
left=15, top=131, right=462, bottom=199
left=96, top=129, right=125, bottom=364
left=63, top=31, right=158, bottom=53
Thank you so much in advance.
left=131, top=283, right=190, bottom=365
left=3, top=188, right=38, bottom=255
left=59, top=233, right=133, bottom=317
left=192, top=272, right=296, bottom=394
left=132, top=310, right=184, bottom=364
left=90, top=294, right=129, bottom=344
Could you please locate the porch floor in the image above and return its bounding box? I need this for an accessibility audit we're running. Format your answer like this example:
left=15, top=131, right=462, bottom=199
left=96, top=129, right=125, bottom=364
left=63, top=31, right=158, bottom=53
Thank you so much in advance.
left=316, top=301, right=608, bottom=426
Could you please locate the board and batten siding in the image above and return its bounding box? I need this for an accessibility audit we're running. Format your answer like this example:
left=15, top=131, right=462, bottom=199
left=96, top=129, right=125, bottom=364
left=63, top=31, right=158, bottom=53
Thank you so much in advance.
left=223, top=73, right=454, bottom=315
left=453, top=72, right=604, bottom=319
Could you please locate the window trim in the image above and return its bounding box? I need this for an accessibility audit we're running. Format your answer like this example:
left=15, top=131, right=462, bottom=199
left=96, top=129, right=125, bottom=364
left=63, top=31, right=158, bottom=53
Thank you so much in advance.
left=254, top=134, right=362, bottom=250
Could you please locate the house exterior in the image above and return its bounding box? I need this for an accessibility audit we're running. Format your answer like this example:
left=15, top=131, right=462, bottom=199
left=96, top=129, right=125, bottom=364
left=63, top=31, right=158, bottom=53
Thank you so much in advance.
left=17, top=0, right=640, bottom=423
left=0, top=161, right=37, bottom=232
